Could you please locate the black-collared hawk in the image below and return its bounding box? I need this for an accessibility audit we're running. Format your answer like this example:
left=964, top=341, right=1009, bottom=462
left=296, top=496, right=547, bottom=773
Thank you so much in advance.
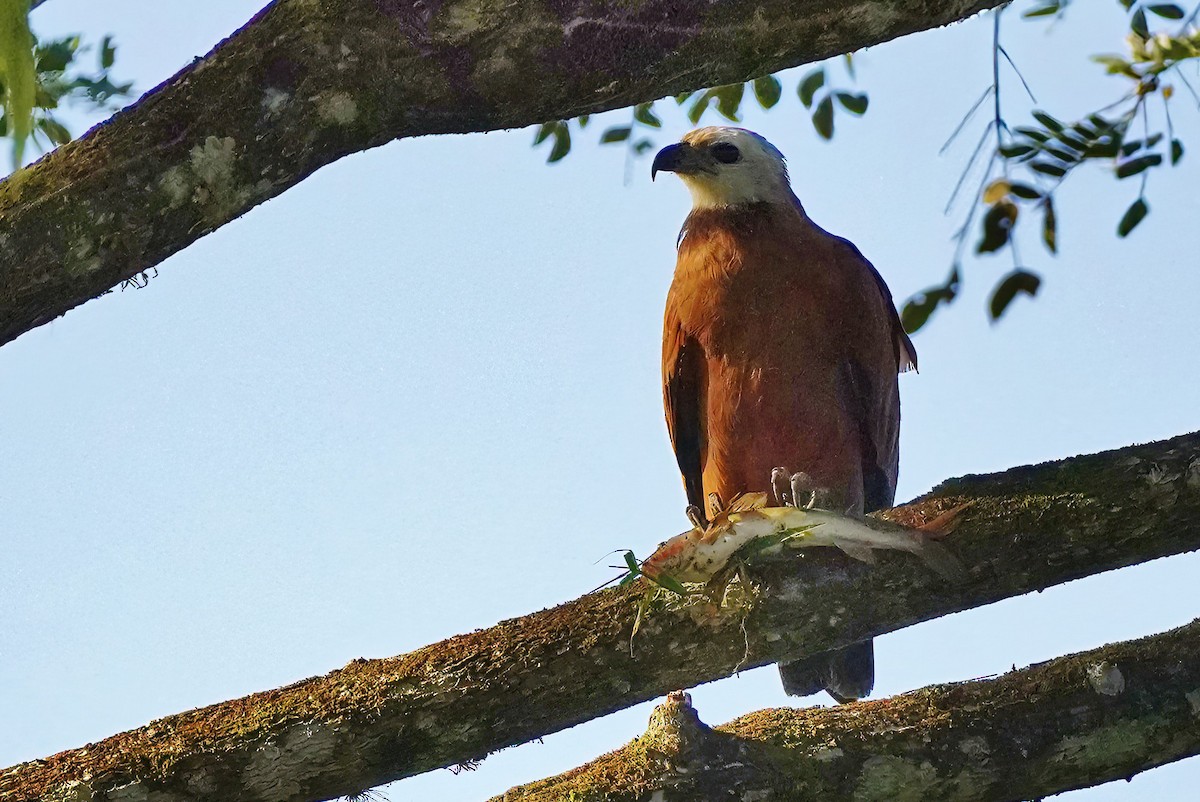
left=652, top=126, right=917, bottom=703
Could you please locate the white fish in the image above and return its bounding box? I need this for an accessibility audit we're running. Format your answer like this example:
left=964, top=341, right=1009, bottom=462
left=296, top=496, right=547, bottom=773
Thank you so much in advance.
left=641, top=492, right=967, bottom=585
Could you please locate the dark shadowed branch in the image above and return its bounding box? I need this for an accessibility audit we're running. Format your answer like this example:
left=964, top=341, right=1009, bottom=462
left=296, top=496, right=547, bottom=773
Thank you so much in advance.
left=0, top=0, right=1005, bottom=347
left=2, top=430, right=1198, bottom=802
left=496, top=620, right=1200, bottom=801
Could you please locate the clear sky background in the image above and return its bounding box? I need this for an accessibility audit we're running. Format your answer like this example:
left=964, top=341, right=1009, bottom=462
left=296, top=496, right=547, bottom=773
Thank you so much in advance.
left=3, top=1, right=1198, bottom=799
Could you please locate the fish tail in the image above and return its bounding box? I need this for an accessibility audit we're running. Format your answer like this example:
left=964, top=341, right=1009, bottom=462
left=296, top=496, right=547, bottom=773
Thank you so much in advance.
left=912, top=536, right=968, bottom=583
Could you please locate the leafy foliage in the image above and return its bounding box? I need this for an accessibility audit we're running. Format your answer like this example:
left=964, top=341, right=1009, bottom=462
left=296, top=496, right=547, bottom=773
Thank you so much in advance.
left=0, top=7, right=131, bottom=169
left=531, top=54, right=868, bottom=164
left=532, top=0, right=1199, bottom=333
left=0, top=0, right=35, bottom=166
left=915, top=0, right=1200, bottom=328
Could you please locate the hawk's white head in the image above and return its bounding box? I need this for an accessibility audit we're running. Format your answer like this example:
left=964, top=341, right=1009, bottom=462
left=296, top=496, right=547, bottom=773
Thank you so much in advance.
left=652, top=127, right=794, bottom=209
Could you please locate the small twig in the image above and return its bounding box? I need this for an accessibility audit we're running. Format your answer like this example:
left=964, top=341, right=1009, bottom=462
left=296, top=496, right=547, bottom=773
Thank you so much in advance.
left=1179, top=2, right=1200, bottom=31
left=1173, top=66, right=1200, bottom=108
left=993, top=10, right=1005, bottom=144
left=999, top=45, right=1038, bottom=103
left=940, top=86, right=995, bottom=154
left=945, top=124, right=995, bottom=214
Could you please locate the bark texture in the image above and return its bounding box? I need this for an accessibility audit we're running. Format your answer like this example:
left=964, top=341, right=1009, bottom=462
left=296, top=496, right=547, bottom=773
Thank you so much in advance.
left=496, top=621, right=1200, bottom=801
left=3, top=430, right=1199, bottom=802
left=0, top=0, right=1005, bottom=347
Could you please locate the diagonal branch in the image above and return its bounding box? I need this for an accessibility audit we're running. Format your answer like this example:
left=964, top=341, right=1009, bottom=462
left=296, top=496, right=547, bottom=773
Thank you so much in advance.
left=3, top=429, right=1198, bottom=802
left=496, top=620, right=1200, bottom=801
left=0, top=0, right=1006, bottom=347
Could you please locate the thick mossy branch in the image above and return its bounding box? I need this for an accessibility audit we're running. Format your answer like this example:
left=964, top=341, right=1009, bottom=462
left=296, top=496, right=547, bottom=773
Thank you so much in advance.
left=0, top=0, right=1004, bottom=347
left=496, top=620, right=1200, bottom=801
left=3, top=430, right=1199, bottom=802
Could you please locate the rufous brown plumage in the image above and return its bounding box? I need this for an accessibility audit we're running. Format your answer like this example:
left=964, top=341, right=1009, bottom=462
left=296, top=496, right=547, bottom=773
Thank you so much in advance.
left=653, top=127, right=916, bottom=702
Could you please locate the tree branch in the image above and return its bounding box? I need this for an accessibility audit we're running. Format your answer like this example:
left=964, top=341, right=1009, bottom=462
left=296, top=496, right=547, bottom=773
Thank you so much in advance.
left=0, top=0, right=1006, bottom=347
left=3, top=430, right=1198, bottom=802
left=496, top=620, right=1200, bottom=801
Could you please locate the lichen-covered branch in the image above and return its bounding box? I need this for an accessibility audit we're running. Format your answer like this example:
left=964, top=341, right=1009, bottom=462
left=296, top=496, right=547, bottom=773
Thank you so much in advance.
left=0, top=0, right=1005, bottom=347
left=3, top=430, right=1198, bottom=802
left=496, top=620, right=1200, bottom=801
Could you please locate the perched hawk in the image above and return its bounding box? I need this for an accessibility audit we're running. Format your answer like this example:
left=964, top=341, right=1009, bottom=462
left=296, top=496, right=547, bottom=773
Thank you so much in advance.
left=652, top=127, right=916, bottom=702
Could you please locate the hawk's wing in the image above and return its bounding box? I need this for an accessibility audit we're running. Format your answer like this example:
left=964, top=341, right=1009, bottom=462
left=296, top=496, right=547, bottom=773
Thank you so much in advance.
left=663, top=312, right=707, bottom=513
left=834, top=244, right=914, bottom=514
left=838, top=358, right=898, bottom=514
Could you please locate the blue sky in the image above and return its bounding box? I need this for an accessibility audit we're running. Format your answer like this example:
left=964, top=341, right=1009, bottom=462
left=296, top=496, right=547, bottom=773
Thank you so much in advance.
left=2, top=1, right=1198, bottom=799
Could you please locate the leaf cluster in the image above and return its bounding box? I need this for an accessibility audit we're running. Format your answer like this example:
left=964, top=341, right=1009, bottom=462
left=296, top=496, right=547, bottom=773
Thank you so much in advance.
left=905, top=0, right=1198, bottom=331
left=531, top=54, right=869, bottom=164
left=0, top=28, right=132, bottom=169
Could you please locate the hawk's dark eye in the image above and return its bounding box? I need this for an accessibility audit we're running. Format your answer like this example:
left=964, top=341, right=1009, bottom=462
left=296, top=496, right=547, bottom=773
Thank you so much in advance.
left=711, top=142, right=741, bottom=164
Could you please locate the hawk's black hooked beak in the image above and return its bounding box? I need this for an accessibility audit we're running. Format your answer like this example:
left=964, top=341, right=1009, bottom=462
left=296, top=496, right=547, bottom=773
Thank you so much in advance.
left=651, top=143, right=698, bottom=181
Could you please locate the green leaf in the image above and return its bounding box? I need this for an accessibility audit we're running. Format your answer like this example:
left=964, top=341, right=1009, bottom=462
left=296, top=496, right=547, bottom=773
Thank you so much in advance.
left=753, top=75, right=782, bottom=109
left=1130, top=8, right=1149, bottom=38
left=1041, top=197, right=1057, bottom=254
left=1070, top=121, right=1099, bottom=138
left=36, top=117, right=71, bottom=146
left=977, top=200, right=1018, bottom=253
left=1171, top=138, right=1184, bottom=164
left=600, top=126, right=632, bottom=144
left=1023, top=2, right=1061, bottom=17
left=1029, top=161, right=1067, bottom=177
left=0, top=0, right=37, bottom=165
left=547, top=124, right=571, bottom=163
left=798, top=68, right=825, bottom=108
left=1014, top=126, right=1051, bottom=143
left=812, top=95, right=834, bottom=140
left=532, top=122, right=555, bottom=145
left=1091, top=55, right=1138, bottom=78
left=1085, top=139, right=1121, bottom=158
left=843, top=52, right=856, bottom=80
left=900, top=275, right=959, bottom=334
left=1042, top=146, right=1078, bottom=162
left=634, top=138, right=655, bottom=155
left=650, top=573, right=689, bottom=596
left=1115, top=153, right=1162, bottom=178
left=1117, top=197, right=1149, bottom=236
left=1147, top=4, right=1185, bottom=19
left=1032, top=111, right=1064, bottom=133
left=1010, top=183, right=1043, bottom=200
left=1057, top=131, right=1090, bottom=151
left=687, top=92, right=712, bottom=124
left=1158, top=36, right=1197, bottom=60
left=714, top=83, right=744, bottom=121
left=36, top=37, right=77, bottom=73
left=100, top=35, right=116, bottom=69
left=1000, top=143, right=1035, bottom=158
left=634, top=103, right=661, bottom=128
left=900, top=297, right=937, bottom=334
left=623, top=551, right=640, bottom=574
left=989, top=270, right=1041, bottom=320
left=835, top=91, right=868, bottom=115
left=577, top=114, right=590, bottom=128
